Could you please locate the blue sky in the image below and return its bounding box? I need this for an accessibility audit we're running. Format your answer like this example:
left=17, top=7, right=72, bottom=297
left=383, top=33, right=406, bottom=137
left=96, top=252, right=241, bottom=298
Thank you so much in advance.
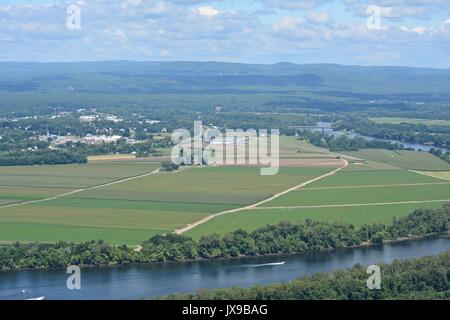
left=0, top=0, right=449, bottom=67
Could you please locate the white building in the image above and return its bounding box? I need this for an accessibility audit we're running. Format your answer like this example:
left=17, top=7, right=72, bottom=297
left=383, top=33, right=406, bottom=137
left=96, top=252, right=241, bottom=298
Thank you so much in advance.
left=79, top=115, right=96, bottom=123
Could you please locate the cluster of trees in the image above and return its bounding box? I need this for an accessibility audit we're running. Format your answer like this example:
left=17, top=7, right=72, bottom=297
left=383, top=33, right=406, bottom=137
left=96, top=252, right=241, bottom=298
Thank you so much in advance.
left=1, top=204, right=448, bottom=270
left=163, top=251, right=450, bottom=300
left=160, top=161, right=180, bottom=172
left=430, top=148, right=450, bottom=164
left=66, top=138, right=170, bottom=158
left=335, top=117, right=450, bottom=149
left=201, top=112, right=317, bottom=135
left=298, top=131, right=403, bottom=152
left=0, top=150, right=87, bottom=166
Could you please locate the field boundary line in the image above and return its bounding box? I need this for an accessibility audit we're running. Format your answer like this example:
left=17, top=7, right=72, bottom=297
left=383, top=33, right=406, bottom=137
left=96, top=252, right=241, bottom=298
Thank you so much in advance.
left=409, top=170, right=450, bottom=181
left=0, top=169, right=161, bottom=210
left=297, top=182, right=450, bottom=190
left=253, top=199, right=450, bottom=210
left=175, top=159, right=349, bottom=234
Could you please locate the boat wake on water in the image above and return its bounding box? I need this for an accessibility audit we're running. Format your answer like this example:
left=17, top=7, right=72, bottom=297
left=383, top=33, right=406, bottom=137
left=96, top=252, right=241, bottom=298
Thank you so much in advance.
left=0, top=289, right=45, bottom=301
left=241, top=262, right=286, bottom=268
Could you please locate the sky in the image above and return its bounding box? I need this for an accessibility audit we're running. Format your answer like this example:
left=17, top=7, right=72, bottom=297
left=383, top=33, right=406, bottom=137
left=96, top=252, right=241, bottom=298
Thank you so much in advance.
left=0, top=0, right=449, bottom=68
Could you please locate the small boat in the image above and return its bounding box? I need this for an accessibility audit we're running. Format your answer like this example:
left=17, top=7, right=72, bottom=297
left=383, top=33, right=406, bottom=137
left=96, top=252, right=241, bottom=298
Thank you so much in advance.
left=26, top=296, right=45, bottom=301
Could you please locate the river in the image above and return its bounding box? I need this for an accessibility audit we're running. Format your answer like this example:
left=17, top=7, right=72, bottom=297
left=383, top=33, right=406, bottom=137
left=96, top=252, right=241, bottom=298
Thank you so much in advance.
left=0, top=237, right=449, bottom=300
left=316, top=122, right=449, bottom=153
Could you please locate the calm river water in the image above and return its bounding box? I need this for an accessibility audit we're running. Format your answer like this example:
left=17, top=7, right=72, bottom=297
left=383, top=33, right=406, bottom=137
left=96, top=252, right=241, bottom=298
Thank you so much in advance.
left=0, top=237, right=449, bottom=300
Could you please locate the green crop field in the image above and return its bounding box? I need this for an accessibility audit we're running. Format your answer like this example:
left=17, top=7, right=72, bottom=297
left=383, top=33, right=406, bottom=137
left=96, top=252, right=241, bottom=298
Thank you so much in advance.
left=0, top=165, right=332, bottom=244
left=2, top=141, right=448, bottom=245
left=0, top=162, right=160, bottom=188
left=186, top=202, right=444, bottom=239
left=280, top=136, right=330, bottom=156
left=0, top=222, right=165, bottom=245
left=68, top=166, right=330, bottom=205
left=0, top=186, right=75, bottom=203
left=304, top=168, right=441, bottom=187
left=341, top=149, right=450, bottom=171
left=261, top=183, right=450, bottom=207
left=187, top=168, right=450, bottom=238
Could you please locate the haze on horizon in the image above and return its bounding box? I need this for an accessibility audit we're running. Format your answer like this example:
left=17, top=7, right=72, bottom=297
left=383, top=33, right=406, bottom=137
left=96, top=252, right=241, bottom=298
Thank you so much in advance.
left=0, top=0, right=449, bottom=68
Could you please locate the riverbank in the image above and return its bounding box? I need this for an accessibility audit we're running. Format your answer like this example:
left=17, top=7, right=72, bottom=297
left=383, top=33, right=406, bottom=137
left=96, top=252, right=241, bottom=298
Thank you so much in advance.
left=3, top=232, right=448, bottom=273
left=1, top=204, right=449, bottom=272
left=2, top=236, right=449, bottom=300
left=161, top=250, right=450, bottom=300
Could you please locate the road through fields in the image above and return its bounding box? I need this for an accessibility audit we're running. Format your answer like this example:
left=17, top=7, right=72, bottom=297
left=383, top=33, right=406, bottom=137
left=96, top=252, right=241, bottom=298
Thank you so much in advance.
left=0, top=169, right=160, bottom=209
left=175, top=159, right=349, bottom=234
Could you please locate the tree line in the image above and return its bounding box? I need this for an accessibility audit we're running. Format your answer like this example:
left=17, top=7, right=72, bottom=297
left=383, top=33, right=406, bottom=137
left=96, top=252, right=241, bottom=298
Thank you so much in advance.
left=162, top=251, right=450, bottom=300
left=429, top=148, right=450, bottom=164
left=298, top=131, right=404, bottom=152
left=0, top=204, right=448, bottom=270
left=0, top=150, right=87, bottom=166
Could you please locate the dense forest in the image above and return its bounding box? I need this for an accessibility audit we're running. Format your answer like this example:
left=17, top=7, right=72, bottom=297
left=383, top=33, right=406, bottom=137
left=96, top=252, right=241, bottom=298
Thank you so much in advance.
left=162, top=251, right=450, bottom=300
left=1, top=204, right=448, bottom=270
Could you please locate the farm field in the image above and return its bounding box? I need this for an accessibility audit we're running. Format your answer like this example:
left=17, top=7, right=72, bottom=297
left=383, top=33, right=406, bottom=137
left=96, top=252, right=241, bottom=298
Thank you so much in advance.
left=414, top=171, right=450, bottom=180
left=0, top=162, right=160, bottom=188
left=68, top=166, right=331, bottom=204
left=260, top=183, right=450, bottom=207
left=186, top=166, right=450, bottom=238
left=87, top=154, right=137, bottom=161
left=0, top=165, right=333, bottom=244
left=0, top=222, right=164, bottom=245
left=2, top=135, right=448, bottom=245
left=298, top=168, right=443, bottom=187
left=215, top=136, right=341, bottom=167
left=341, top=149, right=450, bottom=171
left=186, top=202, right=444, bottom=239
left=0, top=186, right=75, bottom=204
left=280, top=136, right=331, bottom=157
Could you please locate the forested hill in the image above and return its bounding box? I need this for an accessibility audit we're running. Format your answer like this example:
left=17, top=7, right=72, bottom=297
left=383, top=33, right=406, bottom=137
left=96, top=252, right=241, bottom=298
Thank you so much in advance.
left=1, top=61, right=449, bottom=119
left=1, top=61, right=450, bottom=95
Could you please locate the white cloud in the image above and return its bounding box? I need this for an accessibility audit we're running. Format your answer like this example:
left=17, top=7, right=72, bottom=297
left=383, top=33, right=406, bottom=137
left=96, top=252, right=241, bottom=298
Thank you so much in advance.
left=261, top=0, right=331, bottom=10
left=400, top=25, right=427, bottom=34
left=0, top=0, right=449, bottom=67
left=197, top=6, right=219, bottom=17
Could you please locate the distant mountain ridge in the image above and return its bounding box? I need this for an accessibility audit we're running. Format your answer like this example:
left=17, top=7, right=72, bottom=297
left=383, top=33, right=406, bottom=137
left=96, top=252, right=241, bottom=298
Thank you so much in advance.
left=0, top=61, right=449, bottom=95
